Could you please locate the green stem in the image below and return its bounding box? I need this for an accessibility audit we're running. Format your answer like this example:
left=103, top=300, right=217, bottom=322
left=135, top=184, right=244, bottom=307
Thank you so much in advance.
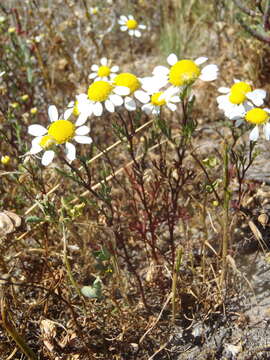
left=220, top=142, right=230, bottom=287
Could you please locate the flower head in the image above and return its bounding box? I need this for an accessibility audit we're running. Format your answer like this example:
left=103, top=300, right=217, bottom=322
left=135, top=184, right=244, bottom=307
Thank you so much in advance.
left=118, top=15, right=146, bottom=37
left=90, top=7, right=99, bottom=15
left=153, top=54, right=218, bottom=89
left=113, top=72, right=149, bottom=111
left=1, top=155, right=10, bottom=165
left=28, top=105, right=92, bottom=165
left=233, top=107, right=270, bottom=141
left=141, top=77, right=180, bottom=115
left=89, top=57, right=119, bottom=82
left=217, top=79, right=266, bottom=120
left=76, top=80, right=129, bottom=117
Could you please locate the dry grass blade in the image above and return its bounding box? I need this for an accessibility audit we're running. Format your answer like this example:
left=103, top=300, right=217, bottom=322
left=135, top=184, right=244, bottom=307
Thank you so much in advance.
left=0, top=297, right=38, bottom=360
left=248, top=220, right=268, bottom=251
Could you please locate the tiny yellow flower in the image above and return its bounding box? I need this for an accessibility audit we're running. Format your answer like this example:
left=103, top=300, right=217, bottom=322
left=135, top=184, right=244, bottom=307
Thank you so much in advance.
left=8, top=27, right=16, bottom=34
left=1, top=155, right=10, bottom=165
left=21, top=94, right=29, bottom=101
left=30, top=107, right=38, bottom=115
left=10, top=102, right=19, bottom=109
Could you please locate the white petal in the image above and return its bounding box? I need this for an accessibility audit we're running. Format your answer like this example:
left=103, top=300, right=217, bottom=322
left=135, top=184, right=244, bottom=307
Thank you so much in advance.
left=30, top=137, right=43, bottom=154
left=28, top=124, right=47, bottom=136
left=141, top=103, right=153, bottom=114
left=218, top=87, right=230, bottom=94
left=134, top=90, right=150, bottom=103
left=141, top=76, right=163, bottom=93
left=114, top=86, right=130, bottom=96
left=152, top=66, right=169, bottom=77
left=199, top=64, right=219, bottom=81
left=265, top=108, right=270, bottom=114
left=65, top=142, right=76, bottom=161
left=120, top=15, right=128, bottom=22
left=74, top=136, right=93, bottom=144
left=264, top=123, right=270, bottom=140
left=100, top=57, right=107, bottom=66
left=195, top=56, right=208, bottom=65
left=111, top=65, right=119, bottom=73
left=93, top=102, right=103, bottom=116
left=109, top=94, right=123, bottom=106
left=139, top=24, right=146, bottom=29
left=134, top=30, right=141, bottom=38
left=64, top=108, right=73, bottom=120
left=170, top=96, right=181, bottom=103
left=128, top=14, right=134, bottom=20
left=48, top=105, right=58, bottom=122
left=120, top=25, right=128, bottom=31
left=105, top=100, right=115, bottom=113
left=167, top=103, right=177, bottom=111
left=128, top=30, right=135, bottom=36
left=246, top=89, right=266, bottom=106
left=125, top=97, right=136, bottom=111
left=91, top=64, right=99, bottom=71
left=89, top=72, right=97, bottom=79
left=167, top=53, right=178, bottom=66
left=42, top=150, right=55, bottom=166
left=75, top=113, right=89, bottom=126
left=216, top=94, right=229, bottom=106
left=249, top=126, right=259, bottom=141
left=75, top=125, right=90, bottom=135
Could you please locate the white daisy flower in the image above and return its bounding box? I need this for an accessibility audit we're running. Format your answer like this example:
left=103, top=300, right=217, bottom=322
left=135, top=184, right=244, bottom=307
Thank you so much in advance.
left=141, top=77, right=180, bottom=115
left=76, top=80, right=129, bottom=117
left=65, top=98, right=91, bottom=127
left=89, top=57, right=119, bottom=82
left=113, top=72, right=150, bottom=111
left=153, top=53, right=218, bottom=89
left=28, top=105, right=92, bottom=166
left=118, top=15, right=146, bottom=37
left=234, top=107, right=270, bottom=141
left=217, top=80, right=266, bottom=120
left=89, top=7, right=98, bottom=15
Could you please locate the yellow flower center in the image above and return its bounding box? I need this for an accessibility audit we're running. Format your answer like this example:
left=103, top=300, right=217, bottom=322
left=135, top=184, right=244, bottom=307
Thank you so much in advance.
left=97, top=65, right=111, bottom=78
left=72, top=100, right=80, bottom=116
left=245, top=108, right=268, bottom=125
left=47, top=120, right=75, bottom=144
left=88, top=81, right=113, bottom=102
left=169, top=60, right=201, bottom=86
left=39, top=135, right=56, bottom=149
left=151, top=92, right=166, bottom=106
left=114, top=73, right=140, bottom=94
left=126, top=19, right=138, bottom=30
left=229, top=82, right=252, bottom=105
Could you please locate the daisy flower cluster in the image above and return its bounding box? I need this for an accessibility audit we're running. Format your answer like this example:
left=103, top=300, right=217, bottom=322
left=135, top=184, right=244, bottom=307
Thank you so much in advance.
left=26, top=14, right=220, bottom=167
left=217, top=80, right=269, bottom=141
